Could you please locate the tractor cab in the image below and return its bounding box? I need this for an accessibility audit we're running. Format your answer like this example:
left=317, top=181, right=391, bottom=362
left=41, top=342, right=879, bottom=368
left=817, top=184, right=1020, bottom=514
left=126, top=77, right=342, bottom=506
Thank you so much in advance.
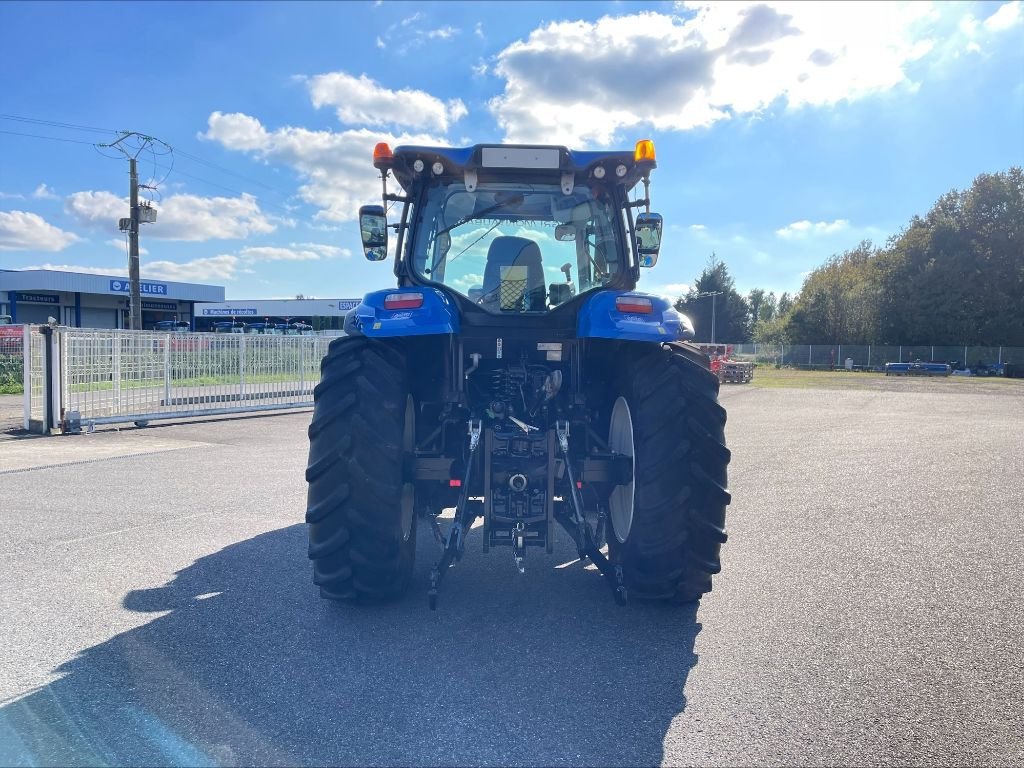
left=358, top=141, right=664, bottom=318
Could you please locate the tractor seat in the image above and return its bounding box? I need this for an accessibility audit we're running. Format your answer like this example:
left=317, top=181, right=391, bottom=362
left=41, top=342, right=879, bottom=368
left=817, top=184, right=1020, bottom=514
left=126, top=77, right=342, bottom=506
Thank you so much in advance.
left=480, top=236, right=545, bottom=311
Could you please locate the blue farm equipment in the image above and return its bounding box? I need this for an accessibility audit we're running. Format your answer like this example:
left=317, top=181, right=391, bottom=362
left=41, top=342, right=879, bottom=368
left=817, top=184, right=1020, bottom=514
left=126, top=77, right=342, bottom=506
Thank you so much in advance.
left=305, top=140, right=731, bottom=608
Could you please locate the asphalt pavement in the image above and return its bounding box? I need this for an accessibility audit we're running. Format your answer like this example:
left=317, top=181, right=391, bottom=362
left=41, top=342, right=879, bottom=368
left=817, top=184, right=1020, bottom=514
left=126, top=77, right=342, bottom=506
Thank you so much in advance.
left=1, top=380, right=1022, bottom=766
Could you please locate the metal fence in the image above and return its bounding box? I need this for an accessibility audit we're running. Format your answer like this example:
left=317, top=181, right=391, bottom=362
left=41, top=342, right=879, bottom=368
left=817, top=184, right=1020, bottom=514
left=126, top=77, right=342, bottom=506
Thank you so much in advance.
left=26, top=326, right=46, bottom=429
left=0, top=329, right=24, bottom=393
left=725, top=343, right=1023, bottom=370
left=24, top=326, right=335, bottom=432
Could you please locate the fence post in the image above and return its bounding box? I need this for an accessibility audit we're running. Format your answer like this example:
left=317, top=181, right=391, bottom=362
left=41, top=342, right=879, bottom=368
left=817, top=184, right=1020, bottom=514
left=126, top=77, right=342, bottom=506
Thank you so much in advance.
left=867, top=345, right=871, bottom=369
left=163, top=336, right=171, bottom=404
left=999, top=346, right=1003, bottom=365
left=964, top=345, right=968, bottom=367
left=299, top=338, right=306, bottom=395
left=838, top=344, right=842, bottom=369
left=899, top=345, right=902, bottom=363
left=931, top=345, right=934, bottom=362
left=112, top=331, right=121, bottom=409
left=239, top=334, right=246, bottom=398
left=22, top=324, right=31, bottom=431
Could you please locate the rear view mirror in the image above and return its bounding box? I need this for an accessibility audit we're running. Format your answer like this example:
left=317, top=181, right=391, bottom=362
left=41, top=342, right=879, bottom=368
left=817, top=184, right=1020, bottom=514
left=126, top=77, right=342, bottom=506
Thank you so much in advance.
left=554, top=224, right=576, bottom=241
left=359, top=205, right=388, bottom=261
left=635, top=212, right=663, bottom=268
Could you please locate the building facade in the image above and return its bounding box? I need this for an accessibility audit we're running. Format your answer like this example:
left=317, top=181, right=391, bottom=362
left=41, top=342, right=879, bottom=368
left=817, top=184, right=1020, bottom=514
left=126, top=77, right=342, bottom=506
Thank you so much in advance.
left=0, top=269, right=225, bottom=329
left=194, top=298, right=361, bottom=331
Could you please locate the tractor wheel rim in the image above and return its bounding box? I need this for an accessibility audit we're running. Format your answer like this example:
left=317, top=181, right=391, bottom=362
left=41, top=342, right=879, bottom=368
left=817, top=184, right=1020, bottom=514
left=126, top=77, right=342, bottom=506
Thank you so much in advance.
left=400, top=395, right=415, bottom=542
left=608, top=396, right=635, bottom=544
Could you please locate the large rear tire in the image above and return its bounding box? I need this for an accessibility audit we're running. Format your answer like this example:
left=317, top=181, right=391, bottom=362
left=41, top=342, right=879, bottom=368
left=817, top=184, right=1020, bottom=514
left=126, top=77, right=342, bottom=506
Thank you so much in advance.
left=607, top=341, right=731, bottom=603
left=305, top=336, right=416, bottom=602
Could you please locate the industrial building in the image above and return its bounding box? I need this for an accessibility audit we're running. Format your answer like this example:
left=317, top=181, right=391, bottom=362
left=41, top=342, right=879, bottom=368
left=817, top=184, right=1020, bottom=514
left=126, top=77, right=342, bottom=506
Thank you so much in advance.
left=193, top=298, right=361, bottom=332
left=0, top=269, right=224, bottom=328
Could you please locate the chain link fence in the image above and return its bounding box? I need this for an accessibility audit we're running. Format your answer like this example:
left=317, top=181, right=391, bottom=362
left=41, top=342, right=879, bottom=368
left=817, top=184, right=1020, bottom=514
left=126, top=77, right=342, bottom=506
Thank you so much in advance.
left=0, top=329, right=24, bottom=394
left=725, top=343, right=1022, bottom=371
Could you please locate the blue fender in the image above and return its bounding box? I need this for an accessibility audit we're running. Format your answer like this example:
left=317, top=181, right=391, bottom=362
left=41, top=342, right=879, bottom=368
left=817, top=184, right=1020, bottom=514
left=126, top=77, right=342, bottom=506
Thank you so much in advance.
left=577, top=291, right=694, bottom=343
left=345, top=287, right=460, bottom=337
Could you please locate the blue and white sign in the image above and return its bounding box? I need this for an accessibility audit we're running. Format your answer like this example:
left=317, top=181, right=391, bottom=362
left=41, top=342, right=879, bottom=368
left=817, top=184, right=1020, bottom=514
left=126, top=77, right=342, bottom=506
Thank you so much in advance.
left=109, top=279, right=168, bottom=296
left=202, top=308, right=258, bottom=316
left=331, top=300, right=360, bottom=311
left=17, top=293, right=60, bottom=304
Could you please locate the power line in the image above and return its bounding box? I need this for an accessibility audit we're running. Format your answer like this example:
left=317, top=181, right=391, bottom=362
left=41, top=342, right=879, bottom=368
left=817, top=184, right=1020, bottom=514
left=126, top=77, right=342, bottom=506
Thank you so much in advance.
left=150, top=163, right=295, bottom=215
left=173, top=148, right=285, bottom=195
left=1, top=111, right=296, bottom=211
left=0, top=128, right=100, bottom=146
left=0, top=113, right=119, bottom=135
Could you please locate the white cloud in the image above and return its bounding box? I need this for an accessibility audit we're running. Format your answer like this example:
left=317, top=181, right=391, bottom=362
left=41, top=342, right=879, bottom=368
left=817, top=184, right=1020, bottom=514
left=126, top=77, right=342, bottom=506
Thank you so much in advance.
left=490, top=3, right=947, bottom=146
left=475, top=22, right=485, bottom=39
left=66, top=190, right=276, bottom=241
left=472, top=60, right=489, bottom=77
left=17, top=256, right=239, bottom=282
left=689, top=224, right=706, bottom=231
left=145, top=255, right=240, bottom=282
left=288, top=242, right=351, bottom=258
left=305, top=71, right=467, bottom=132
left=984, top=1, right=1022, bottom=31
left=376, top=14, right=463, bottom=54
left=0, top=191, right=26, bottom=200
left=105, top=237, right=148, bottom=256
left=18, top=263, right=125, bottom=276
left=32, top=183, right=59, bottom=200
left=238, top=246, right=322, bottom=262
left=775, top=218, right=850, bottom=238
left=25, top=240, right=353, bottom=285
left=426, top=26, right=459, bottom=40
left=0, top=210, right=80, bottom=252
left=202, top=111, right=444, bottom=222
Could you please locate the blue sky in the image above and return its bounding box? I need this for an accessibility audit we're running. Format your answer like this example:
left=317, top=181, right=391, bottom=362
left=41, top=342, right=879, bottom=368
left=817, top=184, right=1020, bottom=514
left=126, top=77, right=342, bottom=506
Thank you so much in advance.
left=0, top=0, right=1021, bottom=301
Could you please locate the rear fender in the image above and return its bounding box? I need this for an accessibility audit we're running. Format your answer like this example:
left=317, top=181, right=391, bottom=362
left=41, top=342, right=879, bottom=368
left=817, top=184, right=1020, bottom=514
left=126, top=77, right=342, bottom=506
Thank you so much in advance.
left=577, top=291, right=694, bottom=343
left=345, top=287, right=460, bottom=337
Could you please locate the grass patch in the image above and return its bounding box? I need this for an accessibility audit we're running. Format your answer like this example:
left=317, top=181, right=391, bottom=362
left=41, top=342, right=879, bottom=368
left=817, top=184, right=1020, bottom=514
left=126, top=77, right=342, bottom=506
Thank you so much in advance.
left=0, top=373, right=23, bottom=395
left=747, top=366, right=1022, bottom=393
left=750, top=367, right=888, bottom=389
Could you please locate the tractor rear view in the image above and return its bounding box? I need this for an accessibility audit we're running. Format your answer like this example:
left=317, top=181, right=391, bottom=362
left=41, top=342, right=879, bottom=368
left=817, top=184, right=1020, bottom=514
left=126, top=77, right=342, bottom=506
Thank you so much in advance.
left=305, top=140, right=731, bottom=608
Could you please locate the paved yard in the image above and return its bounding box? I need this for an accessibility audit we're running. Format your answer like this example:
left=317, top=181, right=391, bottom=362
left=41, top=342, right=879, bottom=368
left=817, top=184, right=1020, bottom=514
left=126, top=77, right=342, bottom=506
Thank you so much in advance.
left=1, top=379, right=1022, bottom=765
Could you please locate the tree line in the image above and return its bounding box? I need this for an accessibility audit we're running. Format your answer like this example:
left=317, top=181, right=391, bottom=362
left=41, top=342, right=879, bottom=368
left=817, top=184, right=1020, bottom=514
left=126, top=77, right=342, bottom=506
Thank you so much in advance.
left=673, top=168, right=1023, bottom=346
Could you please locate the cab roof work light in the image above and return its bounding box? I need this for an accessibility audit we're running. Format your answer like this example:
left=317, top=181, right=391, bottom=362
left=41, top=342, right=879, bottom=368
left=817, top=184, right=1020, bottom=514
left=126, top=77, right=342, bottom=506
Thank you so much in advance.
left=634, top=139, right=656, bottom=163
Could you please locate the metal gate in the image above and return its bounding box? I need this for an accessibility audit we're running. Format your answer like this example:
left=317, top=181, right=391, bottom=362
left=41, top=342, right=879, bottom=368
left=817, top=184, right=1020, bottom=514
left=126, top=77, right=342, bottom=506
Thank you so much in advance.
left=24, top=326, right=333, bottom=433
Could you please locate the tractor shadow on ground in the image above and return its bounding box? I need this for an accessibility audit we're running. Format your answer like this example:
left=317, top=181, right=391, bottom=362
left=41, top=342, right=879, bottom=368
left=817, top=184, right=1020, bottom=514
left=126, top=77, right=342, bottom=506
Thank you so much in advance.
left=0, top=523, right=702, bottom=767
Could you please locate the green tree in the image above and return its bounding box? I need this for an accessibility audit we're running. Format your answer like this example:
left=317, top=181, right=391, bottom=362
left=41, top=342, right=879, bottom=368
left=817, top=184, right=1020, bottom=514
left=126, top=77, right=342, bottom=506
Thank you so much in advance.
left=876, top=167, right=1023, bottom=344
left=777, top=292, right=793, bottom=317
left=675, top=254, right=751, bottom=342
left=785, top=241, right=879, bottom=344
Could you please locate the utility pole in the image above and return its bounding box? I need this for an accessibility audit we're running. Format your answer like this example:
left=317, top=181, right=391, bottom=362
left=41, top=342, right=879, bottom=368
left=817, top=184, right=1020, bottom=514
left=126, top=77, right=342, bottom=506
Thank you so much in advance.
left=98, top=132, right=169, bottom=330
left=128, top=156, right=141, bottom=331
left=696, top=290, right=724, bottom=344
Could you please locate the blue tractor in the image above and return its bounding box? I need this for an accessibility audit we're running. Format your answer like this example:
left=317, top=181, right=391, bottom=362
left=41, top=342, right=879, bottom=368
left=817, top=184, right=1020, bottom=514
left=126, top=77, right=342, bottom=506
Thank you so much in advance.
left=306, top=140, right=731, bottom=608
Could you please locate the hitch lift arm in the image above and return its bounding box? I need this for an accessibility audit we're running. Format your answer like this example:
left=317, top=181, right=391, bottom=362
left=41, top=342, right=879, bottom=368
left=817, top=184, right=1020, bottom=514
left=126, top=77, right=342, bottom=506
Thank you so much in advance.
left=556, top=421, right=627, bottom=605
left=428, top=419, right=483, bottom=610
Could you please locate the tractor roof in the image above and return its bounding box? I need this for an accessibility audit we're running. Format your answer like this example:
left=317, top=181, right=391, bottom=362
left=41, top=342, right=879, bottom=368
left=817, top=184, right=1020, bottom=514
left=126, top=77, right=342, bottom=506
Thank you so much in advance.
left=384, top=142, right=656, bottom=192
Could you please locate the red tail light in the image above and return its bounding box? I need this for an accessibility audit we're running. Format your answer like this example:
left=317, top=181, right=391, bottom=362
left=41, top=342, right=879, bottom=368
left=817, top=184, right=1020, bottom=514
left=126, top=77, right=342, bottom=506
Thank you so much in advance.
left=449, top=479, right=462, bottom=487
left=384, top=293, right=424, bottom=310
left=615, top=296, right=653, bottom=314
